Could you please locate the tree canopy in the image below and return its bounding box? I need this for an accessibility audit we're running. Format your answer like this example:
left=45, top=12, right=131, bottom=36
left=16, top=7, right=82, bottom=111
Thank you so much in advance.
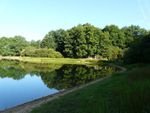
left=0, top=23, right=149, bottom=62
left=124, top=33, right=150, bottom=64
left=0, top=36, right=29, bottom=56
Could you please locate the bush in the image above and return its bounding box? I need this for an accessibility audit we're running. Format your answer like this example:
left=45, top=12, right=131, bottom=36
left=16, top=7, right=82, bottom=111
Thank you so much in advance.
left=21, top=47, right=63, bottom=58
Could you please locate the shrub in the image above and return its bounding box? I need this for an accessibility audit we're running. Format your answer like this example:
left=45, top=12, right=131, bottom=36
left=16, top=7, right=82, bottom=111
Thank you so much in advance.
left=21, top=47, right=63, bottom=58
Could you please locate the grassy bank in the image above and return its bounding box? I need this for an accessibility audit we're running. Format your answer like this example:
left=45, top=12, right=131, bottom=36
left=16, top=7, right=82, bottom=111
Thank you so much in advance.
left=31, top=64, right=150, bottom=113
left=0, top=56, right=100, bottom=65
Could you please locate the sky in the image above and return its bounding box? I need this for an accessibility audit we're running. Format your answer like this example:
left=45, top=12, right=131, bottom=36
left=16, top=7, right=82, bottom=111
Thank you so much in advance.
left=0, top=0, right=150, bottom=41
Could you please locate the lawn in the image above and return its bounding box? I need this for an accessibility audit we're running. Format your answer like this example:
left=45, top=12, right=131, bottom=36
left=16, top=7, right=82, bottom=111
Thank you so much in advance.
left=31, top=64, right=150, bottom=113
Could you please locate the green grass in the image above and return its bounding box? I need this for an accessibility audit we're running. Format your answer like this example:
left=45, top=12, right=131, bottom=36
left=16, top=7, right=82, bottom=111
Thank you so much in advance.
left=20, top=57, right=99, bottom=65
left=1, top=56, right=100, bottom=65
left=31, top=65, right=150, bottom=113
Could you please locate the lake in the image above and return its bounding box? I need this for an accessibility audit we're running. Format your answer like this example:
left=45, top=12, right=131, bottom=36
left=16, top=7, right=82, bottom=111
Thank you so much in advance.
left=0, top=60, right=117, bottom=110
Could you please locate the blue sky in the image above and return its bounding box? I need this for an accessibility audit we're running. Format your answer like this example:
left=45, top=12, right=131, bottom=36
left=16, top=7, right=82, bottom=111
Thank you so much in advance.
left=0, top=0, right=150, bottom=41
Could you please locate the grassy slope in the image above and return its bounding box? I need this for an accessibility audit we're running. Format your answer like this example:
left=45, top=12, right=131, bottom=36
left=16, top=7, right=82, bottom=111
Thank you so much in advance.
left=31, top=64, right=150, bottom=113
left=0, top=56, right=100, bottom=65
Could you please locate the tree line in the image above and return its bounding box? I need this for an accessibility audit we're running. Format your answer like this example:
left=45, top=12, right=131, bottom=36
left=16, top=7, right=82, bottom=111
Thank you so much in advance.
left=0, top=23, right=149, bottom=63
left=0, top=36, right=62, bottom=58
left=40, top=23, right=149, bottom=62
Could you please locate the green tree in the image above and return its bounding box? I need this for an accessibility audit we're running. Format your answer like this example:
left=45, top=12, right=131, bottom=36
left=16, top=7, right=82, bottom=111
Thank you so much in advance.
left=64, top=24, right=101, bottom=58
left=83, top=23, right=99, bottom=57
left=40, top=31, right=56, bottom=49
left=124, top=33, right=150, bottom=64
left=122, top=25, right=148, bottom=47
left=97, top=31, right=111, bottom=58
left=103, top=25, right=125, bottom=49
left=67, top=24, right=87, bottom=58
left=30, top=40, right=41, bottom=48
left=0, top=36, right=29, bottom=56
left=54, top=29, right=70, bottom=56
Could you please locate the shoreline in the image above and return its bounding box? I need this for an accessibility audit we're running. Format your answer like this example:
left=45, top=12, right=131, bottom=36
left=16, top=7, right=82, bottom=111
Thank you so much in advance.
left=0, top=64, right=126, bottom=113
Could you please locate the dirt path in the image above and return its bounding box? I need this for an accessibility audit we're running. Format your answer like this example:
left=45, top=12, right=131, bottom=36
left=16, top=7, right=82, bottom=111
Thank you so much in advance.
left=0, top=64, right=126, bottom=113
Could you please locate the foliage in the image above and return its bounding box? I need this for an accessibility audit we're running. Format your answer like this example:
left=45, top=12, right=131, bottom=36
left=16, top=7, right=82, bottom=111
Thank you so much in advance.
left=105, top=46, right=123, bottom=60
left=41, top=24, right=116, bottom=58
left=0, top=36, right=29, bottom=56
left=30, top=40, right=41, bottom=48
left=0, top=24, right=148, bottom=60
left=124, top=33, right=150, bottom=64
left=21, top=47, right=63, bottom=58
left=40, top=24, right=148, bottom=59
left=103, top=25, right=125, bottom=49
left=40, top=31, right=57, bottom=49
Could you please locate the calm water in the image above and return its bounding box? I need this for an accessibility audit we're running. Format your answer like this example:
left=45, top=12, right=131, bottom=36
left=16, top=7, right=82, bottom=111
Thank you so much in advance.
left=0, top=60, right=117, bottom=110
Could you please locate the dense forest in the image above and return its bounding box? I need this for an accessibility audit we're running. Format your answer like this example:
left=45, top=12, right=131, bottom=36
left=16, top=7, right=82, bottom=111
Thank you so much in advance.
left=0, top=23, right=149, bottom=64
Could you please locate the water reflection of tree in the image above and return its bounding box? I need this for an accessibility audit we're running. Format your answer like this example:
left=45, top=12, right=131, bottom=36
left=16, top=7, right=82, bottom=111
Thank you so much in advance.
left=19, top=62, right=62, bottom=73
left=0, top=67, right=27, bottom=80
left=0, top=60, right=116, bottom=90
left=0, top=60, right=62, bottom=80
left=40, top=65, right=115, bottom=89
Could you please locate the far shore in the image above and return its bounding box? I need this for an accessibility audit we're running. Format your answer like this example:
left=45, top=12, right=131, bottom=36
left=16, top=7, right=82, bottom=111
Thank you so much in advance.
left=0, top=56, right=103, bottom=65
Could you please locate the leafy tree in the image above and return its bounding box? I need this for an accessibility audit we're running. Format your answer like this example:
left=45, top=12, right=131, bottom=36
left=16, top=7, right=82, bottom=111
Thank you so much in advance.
left=54, top=29, right=70, bottom=56
left=0, top=36, right=29, bottom=56
left=122, top=25, right=148, bottom=47
left=0, top=23, right=149, bottom=60
left=10, top=36, right=29, bottom=55
left=106, top=46, right=123, bottom=60
left=30, top=40, right=41, bottom=48
left=97, top=31, right=111, bottom=57
left=103, top=25, right=125, bottom=49
left=83, top=23, right=99, bottom=57
left=124, top=33, right=150, bottom=64
left=40, top=31, right=56, bottom=49
left=66, top=24, right=87, bottom=58
left=63, top=24, right=101, bottom=58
